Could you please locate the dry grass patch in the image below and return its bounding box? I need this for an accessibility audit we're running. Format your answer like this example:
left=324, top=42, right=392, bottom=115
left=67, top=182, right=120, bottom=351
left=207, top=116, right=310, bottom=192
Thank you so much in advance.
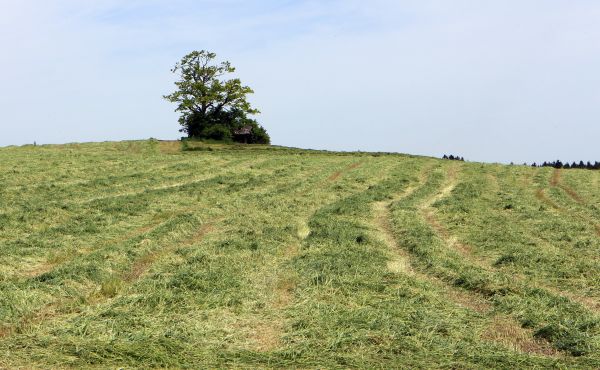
left=327, top=161, right=363, bottom=181
left=445, top=287, right=492, bottom=314
left=273, top=274, right=298, bottom=309
left=157, top=140, right=182, bottom=154
left=481, top=315, right=560, bottom=357
left=247, top=321, right=283, bottom=352
left=124, top=223, right=214, bottom=283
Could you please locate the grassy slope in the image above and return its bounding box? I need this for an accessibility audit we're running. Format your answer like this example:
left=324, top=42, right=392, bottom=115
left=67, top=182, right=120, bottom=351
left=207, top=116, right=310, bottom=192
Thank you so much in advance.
left=0, top=140, right=598, bottom=368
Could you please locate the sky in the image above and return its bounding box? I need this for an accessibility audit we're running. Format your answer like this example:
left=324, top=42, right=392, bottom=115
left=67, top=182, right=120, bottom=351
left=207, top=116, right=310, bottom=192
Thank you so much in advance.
left=1, top=1, right=599, bottom=163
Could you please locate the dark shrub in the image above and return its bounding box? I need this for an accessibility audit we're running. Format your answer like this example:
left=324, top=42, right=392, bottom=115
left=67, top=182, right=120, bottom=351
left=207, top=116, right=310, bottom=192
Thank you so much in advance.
left=248, top=124, right=270, bottom=144
left=200, top=124, right=232, bottom=141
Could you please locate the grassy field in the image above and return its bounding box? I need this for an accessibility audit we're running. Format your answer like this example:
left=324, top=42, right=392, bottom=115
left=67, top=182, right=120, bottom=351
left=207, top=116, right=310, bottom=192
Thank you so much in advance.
left=0, top=140, right=599, bottom=368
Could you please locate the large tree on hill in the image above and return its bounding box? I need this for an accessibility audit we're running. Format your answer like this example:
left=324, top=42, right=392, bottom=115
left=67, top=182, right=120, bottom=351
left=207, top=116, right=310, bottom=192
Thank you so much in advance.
left=164, top=50, right=263, bottom=139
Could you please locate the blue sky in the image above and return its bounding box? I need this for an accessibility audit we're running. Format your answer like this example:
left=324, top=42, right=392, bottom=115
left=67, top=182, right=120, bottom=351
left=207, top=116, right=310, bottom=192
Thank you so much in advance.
left=1, top=1, right=599, bottom=163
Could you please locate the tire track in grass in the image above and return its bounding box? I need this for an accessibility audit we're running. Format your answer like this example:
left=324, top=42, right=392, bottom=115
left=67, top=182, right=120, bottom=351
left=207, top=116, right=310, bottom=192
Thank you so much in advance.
left=377, top=169, right=557, bottom=355
left=372, top=164, right=492, bottom=314
left=246, top=219, right=310, bottom=353
left=327, top=161, right=363, bottom=181
left=373, top=165, right=430, bottom=277
left=23, top=161, right=330, bottom=328
left=455, top=169, right=600, bottom=314
left=12, top=157, right=297, bottom=282
left=549, top=168, right=600, bottom=237
left=1, top=156, right=213, bottom=194
left=458, top=169, right=599, bottom=313
left=536, top=169, right=599, bottom=237
left=0, top=155, right=237, bottom=240
left=419, top=165, right=489, bottom=265
left=534, top=170, right=564, bottom=210
left=0, top=219, right=214, bottom=340
left=122, top=222, right=214, bottom=283
left=397, top=165, right=560, bottom=356
left=373, top=199, right=416, bottom=277
left=419, top=168, right=600, bottom=355
left=246, top=159, right=379, bottom=352
left=535, top=189, right=561, bottom=210
left=79, top=157, right=266, bottom=204
left=21, top=217, right=168, bottom=279
left=245, top=158, right=405, bottom=352
left=500, top=243, right=600, bottom=313
left=553, top=170, right=585, bottom=205
left=3, top=161, right=301, bottom=339
left=1, top=157, right=260, bottom=268
left=197, top=159, right=363, bottom=352
left=239, top=157, right=361, bottom=330
left=376, top=201, right=492, bottom=314
left=17, top=203, right=205, bottom=281
left=253, top=161, right=436, bottom=358
left=487, top=171, right=600, bottom=305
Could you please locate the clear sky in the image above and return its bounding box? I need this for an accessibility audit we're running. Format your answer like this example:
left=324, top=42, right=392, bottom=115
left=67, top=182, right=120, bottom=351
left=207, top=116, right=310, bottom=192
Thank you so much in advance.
left=1, top=1, right=599, bottom=163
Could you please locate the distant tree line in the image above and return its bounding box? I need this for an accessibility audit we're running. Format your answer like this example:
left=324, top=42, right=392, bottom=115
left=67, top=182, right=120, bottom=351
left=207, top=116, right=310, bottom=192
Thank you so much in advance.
left=440, top=155, right=599, bottom=170
left=528, top=160, right=600, bottom=170
left=442, top=154, right=465, bottom=161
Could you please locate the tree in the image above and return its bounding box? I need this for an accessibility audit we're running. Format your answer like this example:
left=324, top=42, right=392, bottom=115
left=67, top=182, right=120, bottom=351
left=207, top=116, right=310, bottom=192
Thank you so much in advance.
left=554, top=160, right=563, bottom=169
left=164, top=50, right=262, bottom=139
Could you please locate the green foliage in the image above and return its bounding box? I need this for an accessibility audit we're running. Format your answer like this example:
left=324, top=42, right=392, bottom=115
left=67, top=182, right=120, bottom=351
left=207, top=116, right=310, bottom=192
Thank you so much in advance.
left=100, top=277, right=122, bottom=298
left=200, top=124, right=232, bottom=141
left=247, top=122, right=270, bottom=144
left=164, top=50, right=268, bottom=142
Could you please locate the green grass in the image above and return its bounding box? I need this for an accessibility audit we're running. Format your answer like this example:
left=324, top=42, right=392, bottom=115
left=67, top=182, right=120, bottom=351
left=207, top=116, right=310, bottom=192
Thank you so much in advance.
left=0, top=140, right=598, bottom=368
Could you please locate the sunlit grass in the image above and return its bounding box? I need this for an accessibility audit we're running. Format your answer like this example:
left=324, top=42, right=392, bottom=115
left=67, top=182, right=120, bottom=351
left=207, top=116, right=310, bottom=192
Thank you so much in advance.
left=0, top=140, right=598, bottom=368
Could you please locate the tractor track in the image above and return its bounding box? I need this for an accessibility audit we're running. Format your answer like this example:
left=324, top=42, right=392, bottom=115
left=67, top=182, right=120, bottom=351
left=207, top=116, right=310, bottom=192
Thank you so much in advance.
left=379, top=165, right=573, bottom=356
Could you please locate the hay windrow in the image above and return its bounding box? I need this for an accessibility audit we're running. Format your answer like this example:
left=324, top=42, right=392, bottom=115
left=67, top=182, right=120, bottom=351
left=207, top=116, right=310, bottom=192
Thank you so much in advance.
left=0, top=141, right=598, bottom=368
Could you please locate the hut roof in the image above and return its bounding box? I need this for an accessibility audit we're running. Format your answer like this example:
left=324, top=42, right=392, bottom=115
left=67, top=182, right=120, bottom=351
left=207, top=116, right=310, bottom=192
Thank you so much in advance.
left=233, top=126, right=253, bottom=135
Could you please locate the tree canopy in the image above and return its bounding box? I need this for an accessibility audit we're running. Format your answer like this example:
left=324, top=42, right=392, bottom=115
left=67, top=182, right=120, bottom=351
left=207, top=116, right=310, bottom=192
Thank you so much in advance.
left=164, top=50, right=269, bottom=143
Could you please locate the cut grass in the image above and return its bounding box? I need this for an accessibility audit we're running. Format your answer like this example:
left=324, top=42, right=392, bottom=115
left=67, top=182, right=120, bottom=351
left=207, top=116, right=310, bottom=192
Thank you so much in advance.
left=0, top=140, right=598, bottom=368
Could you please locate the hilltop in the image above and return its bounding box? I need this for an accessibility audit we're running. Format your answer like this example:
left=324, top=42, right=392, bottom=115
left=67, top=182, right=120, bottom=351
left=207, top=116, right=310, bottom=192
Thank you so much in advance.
left=0, top=140, right=598, bottom=368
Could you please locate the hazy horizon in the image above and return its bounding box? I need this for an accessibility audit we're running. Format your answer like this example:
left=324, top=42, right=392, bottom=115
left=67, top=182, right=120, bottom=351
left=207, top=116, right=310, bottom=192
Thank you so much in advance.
left=1, top=1, right=599, bottom=164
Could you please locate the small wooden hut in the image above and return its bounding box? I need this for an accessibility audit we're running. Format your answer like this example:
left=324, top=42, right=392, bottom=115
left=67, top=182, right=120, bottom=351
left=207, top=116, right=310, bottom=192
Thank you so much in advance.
left=233, top=126, right=252, bottom=143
